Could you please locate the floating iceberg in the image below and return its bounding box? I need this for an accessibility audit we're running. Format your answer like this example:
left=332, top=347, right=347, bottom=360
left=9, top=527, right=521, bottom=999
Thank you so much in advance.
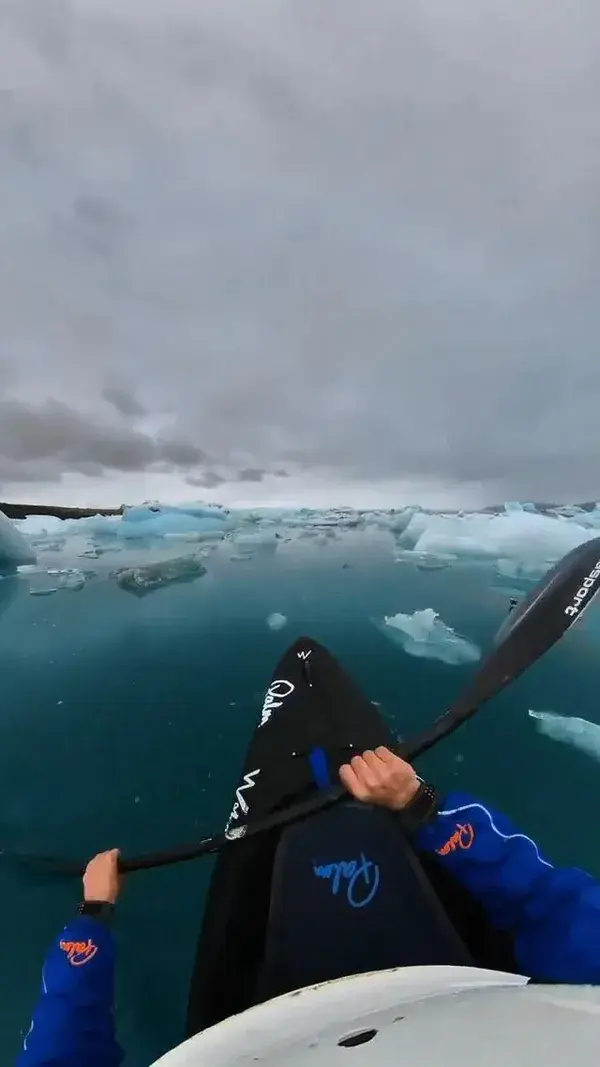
left=229, top=531, right=279, bottom=559
left=12, top=514, right=68, bottom=536
left=121, top=503, right=227, bottom=524
left=114, top=556, right=207, bottom=597
left=6, top=501, right=600, bottom=578
left=528, top=709, right=600, bottom=761
left=87, top=508, right=228, bottom=541
left=163, top=531, right=224, bottom=544
left=266, top=612, right=288, bottom=631
left=58, top=569, right=86, bottom=591
left=24, top=566, right=89, bottom=597
left=415, top=553, right=456, bottom=571
left=0, top=510, right=36, bottom=572
left=232, top=531, right=279, bottom=548
left=375, top=608, right=481, bottom=666
left=396, top=508, right=595, bottom=572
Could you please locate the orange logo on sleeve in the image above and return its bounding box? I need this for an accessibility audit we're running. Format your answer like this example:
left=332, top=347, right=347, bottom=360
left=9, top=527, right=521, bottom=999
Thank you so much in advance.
left=436, top=822, right=475, bottom=856
left=60, top=939, right=98, bottom=966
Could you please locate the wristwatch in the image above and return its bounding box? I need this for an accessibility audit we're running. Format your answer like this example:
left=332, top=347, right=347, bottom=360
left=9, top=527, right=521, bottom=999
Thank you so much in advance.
left=77, top=900, right=115, bottom=924
left=398, top=780, right=439, bottom=835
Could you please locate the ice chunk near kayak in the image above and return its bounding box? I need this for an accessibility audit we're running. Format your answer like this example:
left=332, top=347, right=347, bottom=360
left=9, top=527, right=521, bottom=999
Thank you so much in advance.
left=528, top=710, right=600, bottom=761
left=267, top=612, right=288, bottom=631
left=375, top=609, right=481, bottom=666
left=114, top=555, right=207, bottom=597
left=0, top=510, right=36, bottom=573
left=496, top=557, right=555, bottom=582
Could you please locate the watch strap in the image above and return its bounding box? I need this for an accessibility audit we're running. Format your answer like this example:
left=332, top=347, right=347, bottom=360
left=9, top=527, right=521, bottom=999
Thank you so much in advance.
left=398, top=780, right=439, bottom=834
left=77, top=900, right=115, bottom=924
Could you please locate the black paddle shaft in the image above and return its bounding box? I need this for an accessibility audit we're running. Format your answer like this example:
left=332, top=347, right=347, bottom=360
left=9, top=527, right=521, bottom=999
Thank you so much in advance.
left=24, top=535, right=600, bottom=875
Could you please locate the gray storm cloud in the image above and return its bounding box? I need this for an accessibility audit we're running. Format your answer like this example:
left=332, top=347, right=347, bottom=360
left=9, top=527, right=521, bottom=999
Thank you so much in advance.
left=102, top=385, right=146, bottom=419
left=0, top=398, right=206, bottom=481
left=1, top=0, right=600, bottom=503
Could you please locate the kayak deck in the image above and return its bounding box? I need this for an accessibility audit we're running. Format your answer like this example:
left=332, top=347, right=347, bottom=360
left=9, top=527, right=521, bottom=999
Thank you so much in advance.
left=186, top=638, right=516, bottom=1035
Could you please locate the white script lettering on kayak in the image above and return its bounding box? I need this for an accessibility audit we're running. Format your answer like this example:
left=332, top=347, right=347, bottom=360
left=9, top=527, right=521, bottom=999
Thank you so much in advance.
left=224, top=768, right=260, bottom=839
left=564, top=560, right=600, bottom=617
left=313, top=853, right=381, bottom=908
left=297, top=649, right=312, bottom=661
left=259, top=679, right=295, bottom=727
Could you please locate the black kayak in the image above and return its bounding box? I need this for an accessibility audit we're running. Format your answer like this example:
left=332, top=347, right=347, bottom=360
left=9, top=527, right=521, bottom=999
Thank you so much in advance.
left=185, top=637, right=517, bottom=1036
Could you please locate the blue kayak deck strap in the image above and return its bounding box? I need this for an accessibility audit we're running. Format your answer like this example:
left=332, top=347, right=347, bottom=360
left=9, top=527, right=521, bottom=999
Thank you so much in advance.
left=308, top=747, right=332, bottom=790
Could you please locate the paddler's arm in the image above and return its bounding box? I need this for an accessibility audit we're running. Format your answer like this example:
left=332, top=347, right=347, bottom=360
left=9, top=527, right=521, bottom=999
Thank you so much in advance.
left=341, top=748, right=600, bottom=985
left=414, top=790, right=600, bottom=985
left=17, top=850, right=124, bottom=1067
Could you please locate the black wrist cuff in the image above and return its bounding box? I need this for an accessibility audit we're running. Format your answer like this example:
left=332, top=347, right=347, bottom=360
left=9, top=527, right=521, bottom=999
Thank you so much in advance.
left=77, top=901, right=115, bottom=924
left=398, top=781, right=439, bottom=834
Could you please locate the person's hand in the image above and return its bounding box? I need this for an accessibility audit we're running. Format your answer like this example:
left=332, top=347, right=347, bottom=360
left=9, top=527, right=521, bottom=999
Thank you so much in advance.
left=339, top=747, right=421, bottom=811
left=83, top=849, right=123, bottom=905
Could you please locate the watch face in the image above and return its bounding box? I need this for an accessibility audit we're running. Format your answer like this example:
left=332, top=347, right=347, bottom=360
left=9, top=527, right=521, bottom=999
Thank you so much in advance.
left=79, top=901, right=112, bottom=915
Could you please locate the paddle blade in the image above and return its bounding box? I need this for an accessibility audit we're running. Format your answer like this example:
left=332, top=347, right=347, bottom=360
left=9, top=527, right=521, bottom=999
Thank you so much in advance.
left=481, top=535, right=600, bottom=690
left=408, top=536, right=600, bottom=757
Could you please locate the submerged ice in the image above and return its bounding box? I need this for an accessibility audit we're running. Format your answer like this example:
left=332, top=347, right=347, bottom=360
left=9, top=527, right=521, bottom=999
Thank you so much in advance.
left=375, top=608, right=481, bottom=665
left=529, top=710, right=600, bottom=761
left=114, top=555, right=208, bottom=597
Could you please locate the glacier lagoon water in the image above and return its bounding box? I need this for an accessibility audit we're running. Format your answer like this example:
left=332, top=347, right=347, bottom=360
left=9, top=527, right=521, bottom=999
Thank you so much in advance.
left=2, top=502, right=600, bottom=1065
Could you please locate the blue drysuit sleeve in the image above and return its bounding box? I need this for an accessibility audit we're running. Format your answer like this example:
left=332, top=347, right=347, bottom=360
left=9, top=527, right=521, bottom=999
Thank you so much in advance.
left=415, top=791, right=600, bottom=984
left=17, top=915, right=123, bottom=1067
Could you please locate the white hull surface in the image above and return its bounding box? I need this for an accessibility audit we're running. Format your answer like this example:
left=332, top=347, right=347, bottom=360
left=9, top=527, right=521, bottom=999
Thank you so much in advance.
left=152, top=965, right=600, bottom=1066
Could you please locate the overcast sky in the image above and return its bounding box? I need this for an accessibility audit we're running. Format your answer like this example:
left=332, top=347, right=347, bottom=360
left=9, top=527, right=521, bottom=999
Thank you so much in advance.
left=1, top=0, right=600, bottom=509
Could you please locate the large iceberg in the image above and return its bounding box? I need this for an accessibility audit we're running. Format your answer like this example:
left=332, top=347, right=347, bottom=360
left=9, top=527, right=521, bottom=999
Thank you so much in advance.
left=394, top=507, right=595, bottom=577
left=375, top=608, right=481, bottom=666
left=528, top=709, right=600, bottom=762
left=0, top=509, right=36, bottom=572
left=86, top=503, right=229, bottom=541
left=121, top=503, right=228, bottom=524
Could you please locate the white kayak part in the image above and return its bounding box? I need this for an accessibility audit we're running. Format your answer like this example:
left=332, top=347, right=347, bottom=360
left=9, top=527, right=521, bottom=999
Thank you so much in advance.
left=151, top=965, right=600, bottom=1066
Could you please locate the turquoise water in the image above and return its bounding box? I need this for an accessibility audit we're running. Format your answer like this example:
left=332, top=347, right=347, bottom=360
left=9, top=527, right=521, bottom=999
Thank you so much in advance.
left=2, top=525, right=600, bottom=1065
